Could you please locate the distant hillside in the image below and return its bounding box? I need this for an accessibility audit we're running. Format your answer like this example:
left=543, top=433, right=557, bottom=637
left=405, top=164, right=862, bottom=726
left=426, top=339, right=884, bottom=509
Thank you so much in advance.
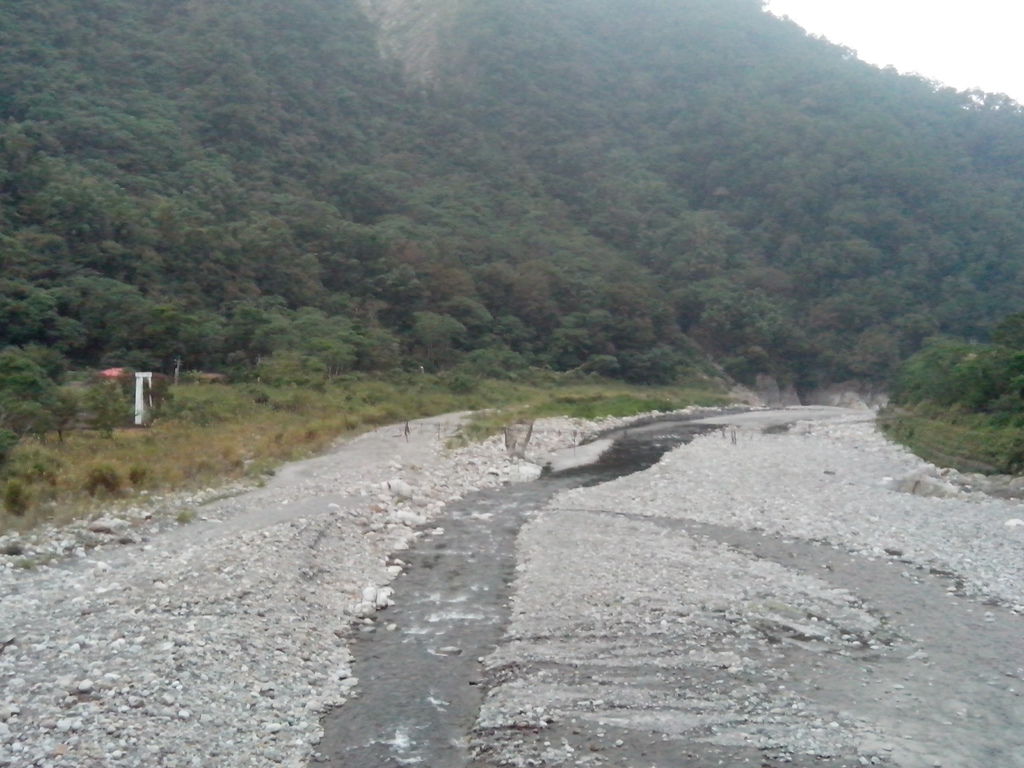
left=2, top=0, right=1024, bottom=390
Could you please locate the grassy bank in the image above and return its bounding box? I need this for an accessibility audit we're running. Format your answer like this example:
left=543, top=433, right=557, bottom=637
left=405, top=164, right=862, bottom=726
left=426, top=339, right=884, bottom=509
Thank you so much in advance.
left=880, top=406, right=1024, bottom=475
left=1, top=374, right=730, bottom=534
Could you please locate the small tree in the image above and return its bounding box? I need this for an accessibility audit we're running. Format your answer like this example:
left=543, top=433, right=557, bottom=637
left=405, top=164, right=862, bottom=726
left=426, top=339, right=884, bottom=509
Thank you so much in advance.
left=0, top=400, right=52, bottom=438
left=83, top=382, right=131, bottom=437
left=993, top=312, right=1024, bottom=349
left=255, top=351, right=328, bottom=386
left=0, top=347, right=55, bottom=401
left=0, top=347, right=57, bottom=441
left=413, top=312, right=465, bottom=369
left=51, top=389, right=81, bottom=442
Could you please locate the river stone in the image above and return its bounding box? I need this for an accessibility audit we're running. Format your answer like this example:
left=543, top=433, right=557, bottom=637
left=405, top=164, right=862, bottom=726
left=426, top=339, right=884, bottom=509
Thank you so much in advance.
left=386, top=479, right=414, bottom=498
left=0, top=409, right=724, bottom=768
left=359, top=586, right=394, bottom=610
left=352, top=601, right=375, bottom=618
left=393, top=509, right=426, bottom=526
left=893, top=471, right=961, bottom=499
left=509, top=462, right=544, bottom=483
left=87, top=518, right=129, bottom=535
left=373, top=587, right=393, bottom=609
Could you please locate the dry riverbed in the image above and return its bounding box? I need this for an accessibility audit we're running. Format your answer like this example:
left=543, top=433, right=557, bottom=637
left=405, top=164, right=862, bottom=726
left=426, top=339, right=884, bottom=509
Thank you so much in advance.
left=3, top=407, right=1022, bottom=768
left=0, top=411, right=650, bottom=768
left=472, top=411, right=1024, bottom=768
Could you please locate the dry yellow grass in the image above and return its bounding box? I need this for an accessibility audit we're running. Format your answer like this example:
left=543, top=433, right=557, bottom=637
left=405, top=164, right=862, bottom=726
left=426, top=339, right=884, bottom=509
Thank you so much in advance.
left=0, top=376, right=730, bottom=533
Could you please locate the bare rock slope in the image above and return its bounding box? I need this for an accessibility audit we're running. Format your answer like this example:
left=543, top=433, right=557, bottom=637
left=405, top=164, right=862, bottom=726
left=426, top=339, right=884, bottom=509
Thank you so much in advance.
left=356, top=0, right=463, bottom=83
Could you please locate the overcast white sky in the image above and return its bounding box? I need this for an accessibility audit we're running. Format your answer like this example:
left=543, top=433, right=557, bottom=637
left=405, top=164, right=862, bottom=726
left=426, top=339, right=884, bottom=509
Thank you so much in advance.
left=763, top=0, right=1024, bottom=103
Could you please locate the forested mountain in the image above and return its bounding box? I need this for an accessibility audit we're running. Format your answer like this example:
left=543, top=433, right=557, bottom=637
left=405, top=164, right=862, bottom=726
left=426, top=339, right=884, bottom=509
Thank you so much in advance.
left=3, top=0, right=1024, bottom=390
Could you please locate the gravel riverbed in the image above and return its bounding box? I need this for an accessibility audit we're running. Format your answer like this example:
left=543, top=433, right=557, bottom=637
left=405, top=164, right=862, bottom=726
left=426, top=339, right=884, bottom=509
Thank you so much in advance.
left=564, top=412, right=1024, bottom=608
left=472, top=410, right=1024, bottom=768
left=4, top=407, right=1022, bottom=768
left=0, top=411, right=646, bottom=768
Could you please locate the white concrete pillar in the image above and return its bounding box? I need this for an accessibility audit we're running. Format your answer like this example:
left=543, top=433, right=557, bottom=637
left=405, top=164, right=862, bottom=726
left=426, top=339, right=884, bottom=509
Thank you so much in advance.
left=134, top=372, right=153, bottom=426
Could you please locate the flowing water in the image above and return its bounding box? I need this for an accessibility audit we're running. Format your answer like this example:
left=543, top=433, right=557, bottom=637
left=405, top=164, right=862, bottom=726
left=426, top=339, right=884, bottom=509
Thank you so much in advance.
left=314, top=411, right=1024, bottom=768
left=313, top=416, right=722, bottom=767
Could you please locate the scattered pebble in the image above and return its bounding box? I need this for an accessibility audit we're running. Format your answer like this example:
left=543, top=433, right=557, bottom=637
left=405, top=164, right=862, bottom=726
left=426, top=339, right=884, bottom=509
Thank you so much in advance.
left=0, top=410, right=654, bottom=768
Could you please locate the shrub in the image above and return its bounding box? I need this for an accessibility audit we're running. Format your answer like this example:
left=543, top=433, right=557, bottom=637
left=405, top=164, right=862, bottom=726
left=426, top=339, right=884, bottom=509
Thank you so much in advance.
left=581, top=354, right=620, bottom=377
left=445, top=371, right=478, bottom=394
left=461, top=347, right=528, bottom=379
left=160, top=385, right=254, bottom=425
left=3, top=479, right=30, bottom=516
left=84, top=464, right=123, bottom=495
left=162, top=397, right=219, bottom=426
left=256, top=352, right=328, bottom=387
left=127, top=465, right=149, bottom=486
left=6, top=446, right=64, bottom=485
left=176, top=509, right=196, bottom=524
left=267, top=388, right=316, bottom=413
left=0, top=429, right=17, bottom=465
left=247, top=387, right=271, bottom=405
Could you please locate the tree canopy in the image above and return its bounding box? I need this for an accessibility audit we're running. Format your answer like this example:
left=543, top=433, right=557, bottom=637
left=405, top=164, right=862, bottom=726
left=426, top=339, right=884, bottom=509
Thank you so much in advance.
left=2, top=0, right=1024, bottom=388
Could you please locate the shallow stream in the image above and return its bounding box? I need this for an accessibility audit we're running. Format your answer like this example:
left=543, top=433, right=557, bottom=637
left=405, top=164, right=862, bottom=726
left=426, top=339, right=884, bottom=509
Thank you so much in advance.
left=313, top=415, right=721, bottom=767
left=315, top=410, right=1024, bottom=767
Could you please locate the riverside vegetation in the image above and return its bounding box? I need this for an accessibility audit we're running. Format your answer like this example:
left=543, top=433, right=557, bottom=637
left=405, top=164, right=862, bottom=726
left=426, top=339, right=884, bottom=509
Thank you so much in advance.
left=4, top=0, right=1024, bottom=510
left=3, top=0, right=1024, bottom=398
left=0, top=369, right=729, bottom=533
left=882, top=311, right=1024, bottom=474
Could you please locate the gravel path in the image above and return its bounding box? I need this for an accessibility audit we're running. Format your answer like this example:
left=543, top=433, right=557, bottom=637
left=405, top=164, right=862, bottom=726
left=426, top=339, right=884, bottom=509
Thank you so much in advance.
left=0, top=411, right=634, bottom=768
left=473, top=410, right=1024, bottom=767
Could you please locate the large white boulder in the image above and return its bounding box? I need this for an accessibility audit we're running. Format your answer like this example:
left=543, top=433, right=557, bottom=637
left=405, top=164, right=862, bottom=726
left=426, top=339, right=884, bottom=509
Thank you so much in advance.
left=508, top=462, right=544, bottom=483
left=386, top=479, right=415, bottom=498
left=892, top=471, right=962, bottom=499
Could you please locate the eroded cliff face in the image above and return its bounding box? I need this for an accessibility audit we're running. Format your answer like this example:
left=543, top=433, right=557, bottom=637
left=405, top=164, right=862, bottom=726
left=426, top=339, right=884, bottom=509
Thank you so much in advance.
left=745, top=374, right=889, bottom=410
left=355, top=0, right=463, bottom=83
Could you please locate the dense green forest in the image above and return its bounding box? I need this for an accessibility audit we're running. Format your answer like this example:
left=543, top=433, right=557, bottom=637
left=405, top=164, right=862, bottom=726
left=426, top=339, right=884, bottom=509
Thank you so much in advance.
left=894, top=312, right=1024, bottom=416
left=3, top=0, right=1024, bottom=394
